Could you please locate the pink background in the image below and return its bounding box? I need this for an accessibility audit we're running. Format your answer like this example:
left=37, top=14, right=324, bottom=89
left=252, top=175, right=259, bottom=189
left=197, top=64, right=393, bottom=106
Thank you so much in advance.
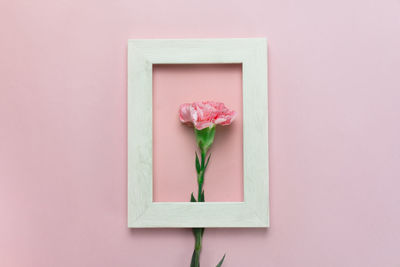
left=153, top=64, right=243, bottom=202
left=1, top=0, right=400, bottom=266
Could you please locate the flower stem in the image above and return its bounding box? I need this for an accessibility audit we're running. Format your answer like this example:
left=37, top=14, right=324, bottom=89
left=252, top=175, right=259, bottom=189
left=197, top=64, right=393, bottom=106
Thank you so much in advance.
left=197, top=182, right=203, bottom=202
left=191, top=150, right=208, bottom=267
left=193, top=229, right=202, bottom=267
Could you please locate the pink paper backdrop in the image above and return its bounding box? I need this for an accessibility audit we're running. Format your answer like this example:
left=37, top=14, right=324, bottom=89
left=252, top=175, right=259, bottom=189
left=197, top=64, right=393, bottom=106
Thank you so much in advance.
left=1, top=0, right=400, bottom=266
left=153, top=64, right=243, bottom=202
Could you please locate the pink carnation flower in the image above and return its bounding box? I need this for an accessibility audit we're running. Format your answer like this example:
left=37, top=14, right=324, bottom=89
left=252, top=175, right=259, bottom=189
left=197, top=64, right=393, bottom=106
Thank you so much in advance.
left=179, top=101, right=237, bottom=130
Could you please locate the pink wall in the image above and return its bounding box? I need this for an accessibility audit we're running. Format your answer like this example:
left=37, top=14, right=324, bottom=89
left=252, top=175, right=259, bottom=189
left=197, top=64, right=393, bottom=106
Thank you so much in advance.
left=1, top=0, right=400, bottom=266
left=153, top=64, right=243, bottom=202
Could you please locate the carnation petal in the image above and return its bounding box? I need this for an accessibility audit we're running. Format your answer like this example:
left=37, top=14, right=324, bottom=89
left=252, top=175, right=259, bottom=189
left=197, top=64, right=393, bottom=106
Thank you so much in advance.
left=179, top=103, right=192, bottom=123
left=179, top=101, right=236, bottom=129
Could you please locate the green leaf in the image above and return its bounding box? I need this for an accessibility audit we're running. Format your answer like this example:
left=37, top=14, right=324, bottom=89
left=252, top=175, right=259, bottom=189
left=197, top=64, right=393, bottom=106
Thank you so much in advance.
left=204, top=153, right=211, bottom=170
left=190, top=193, right=196, bottom=202
left=201, top=228, right=204, bottom=237
left=195, top=152, right=201, bottom=173
left=216, top=254, right=226, bottom=267
left=199, top=190, right=205, bottom=202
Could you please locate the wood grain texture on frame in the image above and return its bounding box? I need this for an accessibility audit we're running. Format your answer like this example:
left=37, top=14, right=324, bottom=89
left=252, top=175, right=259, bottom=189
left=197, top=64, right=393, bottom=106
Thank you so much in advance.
left=128, top=38, right=269, bottom=228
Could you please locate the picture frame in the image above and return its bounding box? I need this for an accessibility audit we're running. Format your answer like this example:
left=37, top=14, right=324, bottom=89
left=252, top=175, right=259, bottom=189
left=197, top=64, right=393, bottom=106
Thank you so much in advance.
left=128, top=38, right=269, bottom=228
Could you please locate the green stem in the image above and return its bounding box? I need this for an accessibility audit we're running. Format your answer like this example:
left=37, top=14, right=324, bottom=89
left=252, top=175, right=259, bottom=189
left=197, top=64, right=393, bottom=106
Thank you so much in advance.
left=193, top=229, right=202, bottom=267
left=197, top=182, right=203, bottom=202
left=191, top=150, right=207, bottom=267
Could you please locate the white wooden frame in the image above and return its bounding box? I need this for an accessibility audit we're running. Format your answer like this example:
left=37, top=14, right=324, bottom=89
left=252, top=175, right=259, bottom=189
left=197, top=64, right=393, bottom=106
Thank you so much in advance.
left=128, top=38, right=269, bottom=228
